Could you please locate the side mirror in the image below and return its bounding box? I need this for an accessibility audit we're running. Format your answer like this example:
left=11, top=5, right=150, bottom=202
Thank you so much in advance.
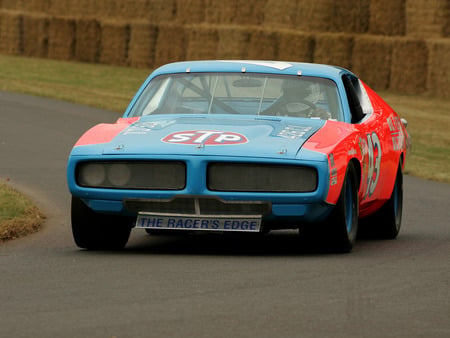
left=400, top=118, right=408, bottom=128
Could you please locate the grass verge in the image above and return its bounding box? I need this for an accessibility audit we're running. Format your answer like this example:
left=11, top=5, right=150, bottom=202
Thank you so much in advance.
left=0, top=54, right=448, bottom=243
left=0, top=181, right=45, bottom=243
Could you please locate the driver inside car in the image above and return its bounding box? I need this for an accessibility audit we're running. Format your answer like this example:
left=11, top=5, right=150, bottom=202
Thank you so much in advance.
left=263, top=79, right=332, bottom=119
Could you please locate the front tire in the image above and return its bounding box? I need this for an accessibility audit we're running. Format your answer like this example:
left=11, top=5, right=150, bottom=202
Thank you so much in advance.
left=300, top=162, right=359, bottom=253
left=71, top=197, right=132, bottom=250
left=323, top=162, right=359, bottom=253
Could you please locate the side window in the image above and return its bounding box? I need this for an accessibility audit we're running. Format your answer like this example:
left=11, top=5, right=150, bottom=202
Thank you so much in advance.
left=356, top=79, right=374, bottom=115
left=342, top=74, right=365, bottom=123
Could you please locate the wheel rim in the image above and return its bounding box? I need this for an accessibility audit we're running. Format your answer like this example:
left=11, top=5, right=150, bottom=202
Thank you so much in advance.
left=393, top=175, right=403, bottom=229
left=345, top=178, right=354, bottom=234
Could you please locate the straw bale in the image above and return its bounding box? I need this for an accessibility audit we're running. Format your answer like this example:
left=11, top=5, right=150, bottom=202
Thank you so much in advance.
left=233, top=0, right=265, bottom=26
left=204, top=0, right=237, bottom=24
left=175, top=0, right=206, bottom=24
left=0, top=11, right=22, bottom=55
left=295, top=0, right=334, bottom=32
left=0, top=0, right=20, bottom=11
left=313, top=33, right=353, bottom=69
left=47, top=0, right=111, bottom=19
left=389, top=38, right=428, bottom=94
left=186, top=25, right=218, bottom=60
left=1, top=0, right=50, bottom=12
left=277, top=31, right=314, bottom=62
left=154, top=24, right=187, bottom=67
left=369, top=0, right=406, bottom=36
left=352, top=35, right=394, bottom=90
left=263, top=0, right=298, bottom=29
left=246, top=28, right=278, bottom=60
left=216, top=26, right=250, bottom=59
left=22, top=14, right=49, bottom=57
left=47, top=17, right=75, bottom=60
left=99, top=21, right=130, bottom=66
left=146, top=0, right=177, bottom=23
left=74, top=19, right=101, bottom=63
left=427, top=39, right=450, bottom=98
left=128, top=21, right=158, bottom=68
left=332, top=0, right=370, bottom=33
left=406, top=0, right=450, bottom=38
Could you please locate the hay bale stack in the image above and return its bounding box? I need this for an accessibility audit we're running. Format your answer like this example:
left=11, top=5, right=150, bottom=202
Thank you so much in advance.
left=0, top=10, right=22, bottom=55
left=332, top=0, right=370, bottom=33
left=154, top=24, right=187, bottom=67
left=216, top=26, right=250, bottom=59
left=277, top=31, right=314, bottom=62
left=233, top=0, right=265, bottom=26
left=313, top=33, right=353, bottom=69
left=47, top=17, right=75, bottom=60
left=22, top=14, right=48, bottom=57
left=3, top=0, right=50, bottom=13
left=186, top=25, right=218, bottom=60
left=204, top=0, right=237, bottom=24
left=369, top=0, right=406, bottom=36
left=146, top=0, right=177, bottom=23
left=246, top=28, right=278, bottom=60
left=352, top=35, right=394, bottom=90
left=406, top=0, right=450, bottom=38
left=390, top=38, right=428, bottom=94
left=295, top=0, right=334, bottom=32
left=427, top=39, right=450, bottom=98
left=263, top=0, right=298, bottom=29
left=128, top=21, right=158, bottom=68
left=74, top=19, right=101, bottom=63
left=99, top=21, right=129, bottom=66
left=175, top=0, right=206, bottom=24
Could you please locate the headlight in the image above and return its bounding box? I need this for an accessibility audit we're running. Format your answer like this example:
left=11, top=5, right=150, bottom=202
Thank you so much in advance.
left=79, top=163, right=106, bottom=187
left=76, top=161, right=186, bottom=190
left=107, top=163, right=131, bottom=187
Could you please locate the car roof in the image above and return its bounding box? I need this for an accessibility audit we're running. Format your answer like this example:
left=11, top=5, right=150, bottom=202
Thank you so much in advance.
left=150, top=60, right=354, bottom=81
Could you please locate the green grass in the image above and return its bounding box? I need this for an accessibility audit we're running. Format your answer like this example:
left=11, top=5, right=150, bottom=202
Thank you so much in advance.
left=0, top=55, right=148, bottom=112
left=0, top=182, right=44, bottom=242
left=0, top=54, right=448, bottom=242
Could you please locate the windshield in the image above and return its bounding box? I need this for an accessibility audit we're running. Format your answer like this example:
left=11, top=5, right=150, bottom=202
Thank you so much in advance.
left=128, top=73, right=343, bottom=120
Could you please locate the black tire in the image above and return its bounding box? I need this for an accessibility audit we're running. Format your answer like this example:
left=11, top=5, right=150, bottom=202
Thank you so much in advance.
left=360, top=164, right=403, bottom=239
left=71, top=196, right=132, bottom=250
left=300, top=162, right=359, bottom=253
left=324, top=162, right=359, bottom=253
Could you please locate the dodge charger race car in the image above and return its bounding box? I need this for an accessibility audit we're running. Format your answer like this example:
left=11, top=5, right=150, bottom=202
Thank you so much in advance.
left=67, top=60, right=410, bottom=252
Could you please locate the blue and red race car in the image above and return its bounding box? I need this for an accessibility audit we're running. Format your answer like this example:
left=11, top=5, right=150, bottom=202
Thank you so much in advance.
left=67, top=60, right=410, bottom=252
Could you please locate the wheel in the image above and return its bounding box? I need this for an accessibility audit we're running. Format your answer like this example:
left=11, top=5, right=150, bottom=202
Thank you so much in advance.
left=360, top=163, right=403, bottom=239
left=71, top=196, right=132, bottom=250
left=323, top=162, right=359, bottom=252
left=300, top=162, right=359, bottom=253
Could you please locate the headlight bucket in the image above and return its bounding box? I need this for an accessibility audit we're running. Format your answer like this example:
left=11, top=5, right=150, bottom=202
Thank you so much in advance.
left=76, top=161, right=185, bottom=190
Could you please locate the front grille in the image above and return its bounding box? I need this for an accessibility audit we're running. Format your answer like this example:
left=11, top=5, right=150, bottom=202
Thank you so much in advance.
left=124, top=196, right=271, bottom=216
left=207, top=162, right=317, bottom=192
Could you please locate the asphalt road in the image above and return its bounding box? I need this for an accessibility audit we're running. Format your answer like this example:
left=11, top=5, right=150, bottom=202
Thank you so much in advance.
left=1, top=91, right=449, bottom=338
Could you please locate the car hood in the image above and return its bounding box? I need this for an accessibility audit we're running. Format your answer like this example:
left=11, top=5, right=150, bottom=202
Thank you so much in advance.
left=99, top=115, right=325, bottom=159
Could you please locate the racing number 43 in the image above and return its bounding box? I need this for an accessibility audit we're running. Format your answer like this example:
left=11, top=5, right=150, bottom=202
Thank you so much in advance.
left=365, top=132, right=382, bottom=198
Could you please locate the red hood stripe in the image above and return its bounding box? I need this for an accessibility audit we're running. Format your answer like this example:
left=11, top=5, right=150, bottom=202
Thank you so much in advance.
left=74, top=118, right=139, bottom=147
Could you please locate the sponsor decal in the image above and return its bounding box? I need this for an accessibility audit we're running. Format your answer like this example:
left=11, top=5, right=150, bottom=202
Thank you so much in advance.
left=278, top=125, right=313, bottom=139
left=221, top=60, right=293, bottom=70
left=136, top=215, right=261, bottom=232
left=387, top=116, right=404, bottom=151
left=162, top=130, right=248, bottom=145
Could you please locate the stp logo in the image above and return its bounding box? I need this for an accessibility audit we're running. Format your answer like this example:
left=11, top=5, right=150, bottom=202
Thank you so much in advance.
left=162, top=130, right=248, bottom=145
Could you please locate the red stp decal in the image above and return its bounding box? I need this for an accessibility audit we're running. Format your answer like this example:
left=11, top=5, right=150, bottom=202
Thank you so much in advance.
left=162, top=130, right=248, bottom=145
